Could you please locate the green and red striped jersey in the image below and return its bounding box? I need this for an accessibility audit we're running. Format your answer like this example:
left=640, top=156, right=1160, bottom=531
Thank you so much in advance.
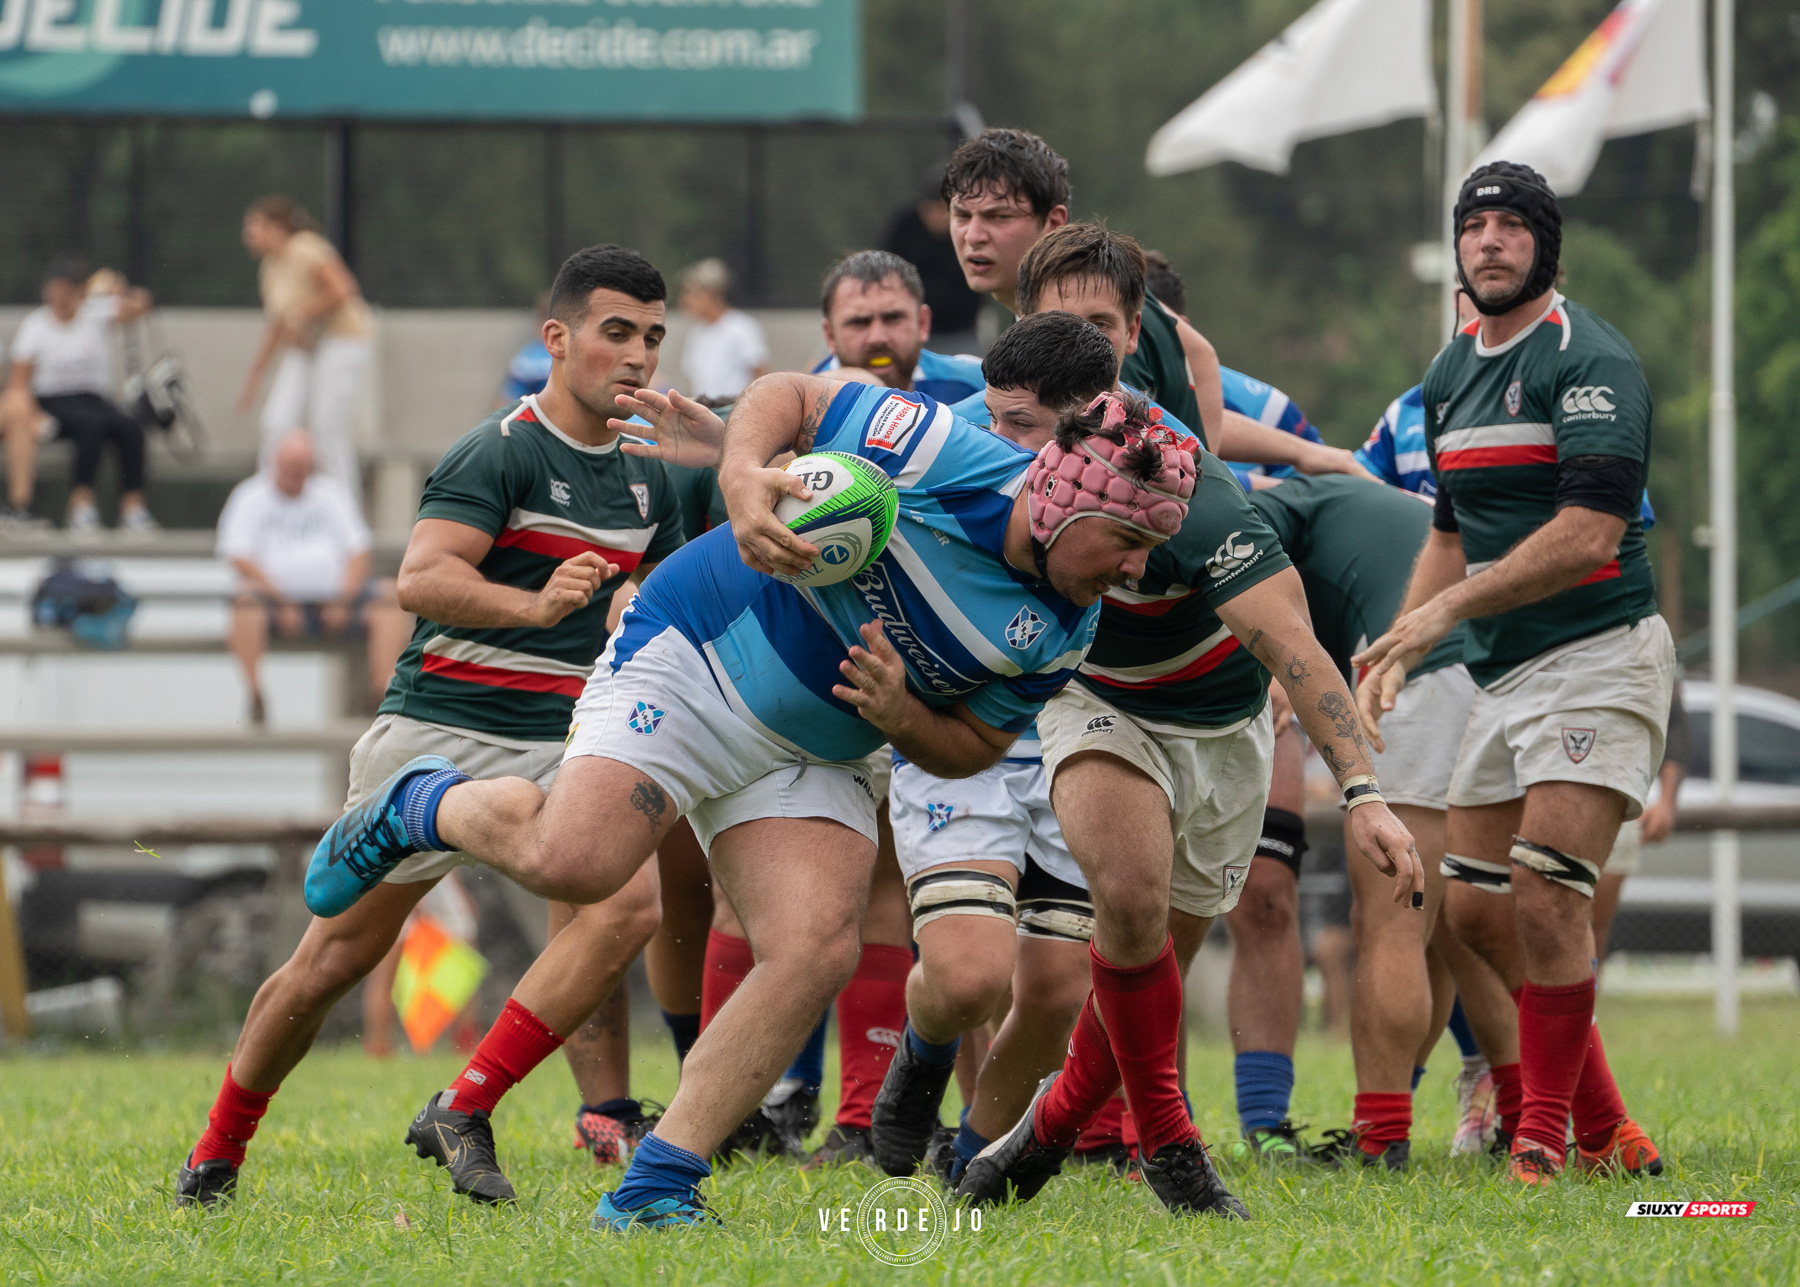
left=1423, top=295, right=1656, bottom=687
left=379, top=395, right=684, bottom=741
left=1075, top=449, right=1290, bottom=732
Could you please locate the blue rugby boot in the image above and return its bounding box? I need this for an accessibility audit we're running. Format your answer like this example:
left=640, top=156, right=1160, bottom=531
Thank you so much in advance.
left=592, top=1192, right=722, bottom=1232
left=304, top=755, right=462, bottom=917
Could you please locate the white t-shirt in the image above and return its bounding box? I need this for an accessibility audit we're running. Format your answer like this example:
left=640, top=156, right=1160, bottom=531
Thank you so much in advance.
left=680, top=310, right=768, bottom=401
left=216, top=472, right=372, bottom=603
left=8, top=296, right=120, bottom=398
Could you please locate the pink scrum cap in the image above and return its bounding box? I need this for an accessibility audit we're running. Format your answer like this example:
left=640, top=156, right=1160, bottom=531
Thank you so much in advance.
left=1024, top=392, right=1198, bottom=546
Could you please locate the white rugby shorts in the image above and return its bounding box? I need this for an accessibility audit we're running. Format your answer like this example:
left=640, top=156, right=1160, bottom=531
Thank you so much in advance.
left=889, top=757, right=1087, bottom=891
left=1448, top=617, right=1675, bottom=822
left=1367, top=663, right=1480, bottom=811
left=563, top=624, right=879, bottom=853
left=1039, top=683, right=1273, bottom=918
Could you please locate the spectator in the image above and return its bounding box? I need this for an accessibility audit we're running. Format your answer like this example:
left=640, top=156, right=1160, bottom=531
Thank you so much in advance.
left=677, top=258, right=767, bottom=401
left=497, top=291, right=553, bottom=408
left=883, top=166, right=983, bottom=353
left=216, top=430, right=410, bottom=724
left=237, top=196, right=371, bottom=505
left=1, top=258, right=156, bottom=532
left=1143, top=249, right=1188, bottom=317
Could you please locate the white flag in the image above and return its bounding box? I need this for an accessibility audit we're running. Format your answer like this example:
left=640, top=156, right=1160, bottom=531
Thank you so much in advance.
left=1475, top=0, right=1707, bottom=195
left=1146, top=0, right=1435, bottom=177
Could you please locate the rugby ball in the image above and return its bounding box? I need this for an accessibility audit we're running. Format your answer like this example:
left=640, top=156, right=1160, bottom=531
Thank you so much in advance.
left=771, top=451, right=898, bottom=586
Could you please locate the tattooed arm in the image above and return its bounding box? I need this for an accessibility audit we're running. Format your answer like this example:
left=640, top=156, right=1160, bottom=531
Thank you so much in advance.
left=1217, top=568, right=1424, bottom=904
left=717, top=372, right=845, bottom=578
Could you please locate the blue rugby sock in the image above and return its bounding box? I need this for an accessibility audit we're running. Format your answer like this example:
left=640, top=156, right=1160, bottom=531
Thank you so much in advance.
left=1447, top=996, right=1481, bottom=1059
left=395, top=768, right=469, bottom=851
left=951, top=1121, right=990, bottom=1182
left=905, top=1023, right=960, bottom=1068
left=660, top=1011, right=700, bottom=1063
left=1411, top=1065, right=1428, bottom=1092
left=782, top=1012, right=829, bottom=1093
left=611, top=1132, right=711, bottom=1210
left=1234, top=1051, right=1295, bottom=1134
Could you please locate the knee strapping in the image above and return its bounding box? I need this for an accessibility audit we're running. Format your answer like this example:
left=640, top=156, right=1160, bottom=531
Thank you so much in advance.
left=1440, top=852, right=1513, bottom=894
left=907, top=868, right=1017, bottom=931
left=1017, top=895, right=1095, bottom=942
left=1510, top=837, right=1599, bottom=898
left=1255, top=807, right=1308, bottom=878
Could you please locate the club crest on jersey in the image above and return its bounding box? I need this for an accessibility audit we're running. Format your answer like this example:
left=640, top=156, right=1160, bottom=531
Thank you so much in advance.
left=1562, top=727, right=1597, bottom=763
left=549, top=479, right=571, bottom=507
left=1505, top=380, right=1523, bottom=416
left=864, top=394, right=925, bottom=452
left=926, top=802, right=955, bottom=832
left=630, top=483, right=650, bottom=519
left=628, top=701, right=665, bottom=736
left=1006, top=606, right=1046, bottom=649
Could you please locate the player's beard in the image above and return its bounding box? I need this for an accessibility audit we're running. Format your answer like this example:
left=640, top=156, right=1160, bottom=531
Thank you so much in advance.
left=1464, top=255, right=1530, bottom=309
left=861, top=346, right=917, bottom=390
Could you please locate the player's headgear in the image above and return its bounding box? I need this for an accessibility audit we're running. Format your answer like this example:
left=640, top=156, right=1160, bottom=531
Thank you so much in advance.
left=1453, top=161, right=1561, bottom=316
left=1025, top=391, right=1196, bottom=549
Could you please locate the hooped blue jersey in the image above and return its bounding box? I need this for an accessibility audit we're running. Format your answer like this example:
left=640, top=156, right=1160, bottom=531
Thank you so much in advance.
left=615, top=384, right=1100, bottom=764
left=811, top=349, right=986, bottom=406
left=1221, top=366, right=1320, bottom=488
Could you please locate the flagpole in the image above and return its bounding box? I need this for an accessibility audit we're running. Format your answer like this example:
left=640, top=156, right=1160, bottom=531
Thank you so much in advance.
left=1708, top=0, right=1739, bottom=1038
left=1442, top=0, right=1482, bottom=338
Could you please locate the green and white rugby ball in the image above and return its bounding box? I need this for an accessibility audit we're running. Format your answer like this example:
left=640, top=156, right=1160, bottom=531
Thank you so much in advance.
left=771, top=451, right=899, bottom=586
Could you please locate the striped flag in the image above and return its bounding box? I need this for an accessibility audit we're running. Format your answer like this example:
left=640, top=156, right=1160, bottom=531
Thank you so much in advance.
left=392, top=914, right=488, bottom=1054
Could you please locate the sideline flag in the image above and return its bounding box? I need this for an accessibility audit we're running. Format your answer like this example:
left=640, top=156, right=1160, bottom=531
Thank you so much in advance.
left=392, top=914, right=488, bottom=1054
left=1475, top=0, right=1707, bottom=195
left=1147, top=0, right=1434, bottom=176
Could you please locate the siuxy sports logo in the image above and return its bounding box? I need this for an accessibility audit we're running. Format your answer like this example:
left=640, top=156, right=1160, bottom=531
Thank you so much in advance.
left=1005, top=606, right=1046, bottom=649
left=627, top=701, right=665, bottom=735
left=1207, top=532, right=1258, bottom=580
left=1625, top=1200, right=1756, bottom=1217
left=1560, top=385, right=1617, bottom=419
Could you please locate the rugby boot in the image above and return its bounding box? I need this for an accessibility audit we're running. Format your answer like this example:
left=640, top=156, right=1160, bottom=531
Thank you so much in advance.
left=1450, top=1066, right=1498, bottom=1156
left=1575, top=1118, right=1663, bottom=1178
left=1138, top=1140, right=1252, bottom=1219
left=575, top=1099, right=662, bottom=1167
left=592, top=1191, right=722, bottom=1232
left=923, top=1124, right=958, bottom=1185
left=1069, top=1141, right=1134, bottom=1172
left=175, top=1152, right=238, bottom=1208
left=1226, top=1119, right=1319, bottom=1165
left=1506, top=1137, right=1564, bottom=1188
left=406, top=1092, right=516, bottom=1204
left=305, top=756, right=457, bottom=917
left=1311, top=1126, right=1408, bottom=1172
left=714, top=1106, right=788, bottom=1163
left=870, top=1033, right=956, bottom=1177
left=955, top=1073, right=1071, bottom=1207
left=802, top=1125, right=875, bottom=1170
left=762, top=1079, right=821, bottom=1156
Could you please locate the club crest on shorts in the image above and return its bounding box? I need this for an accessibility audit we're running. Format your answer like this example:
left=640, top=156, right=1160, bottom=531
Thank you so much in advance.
left=1562, top=727, right=1597, bottom=763
left=1223, top=863, right=1250, bottom=900
left=1505, top=380, right=1523, bottom=416
left=630, top=483, right=650, bottom=519
left=627, top=701, right=665, bottom=736
left=1005, top=606, right=1046, bottom=649
left=926, top=802, right=954, bottom=832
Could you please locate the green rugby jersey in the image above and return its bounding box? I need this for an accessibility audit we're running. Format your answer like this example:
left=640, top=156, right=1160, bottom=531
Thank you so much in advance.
left=1076, top=449, right=1290, bottom=730
left=1423, top=294, right=1656, bottom=687
left=379, top=395, right=684, bottom=741
left=664, top=462, right=727, bottom=542
left=1120, top=292, right=1204, bottom=442
left=1248, top=475, right=1464, bottom=684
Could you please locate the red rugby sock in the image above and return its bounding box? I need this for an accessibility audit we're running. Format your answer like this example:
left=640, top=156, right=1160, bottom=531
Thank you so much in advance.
left=700, top=929, right=755, bottom=1031
left=1352, top=1092, right=1413, bottom=1155
left=1515, top=978, right=1596, bottom=1160
left=447, top=998, right=564, bottom=1114
left=1088, top=938, right=1197, bottom=1158
left=1034, top=993, right=1123, bottom=1147
left=1570, top=1020, right=1629, bottom=1152
left=192, top=1065, right=277, bottom=1167
left=833, top=944, right=911, bottom=1130
left=1491, top=1062, right=1523, bottom=1140
left=1073, top=1092, right=1127, bottom=1154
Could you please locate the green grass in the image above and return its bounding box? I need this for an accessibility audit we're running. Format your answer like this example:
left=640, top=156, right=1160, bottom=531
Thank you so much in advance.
left=2, top=997, right=1795, bottom=1285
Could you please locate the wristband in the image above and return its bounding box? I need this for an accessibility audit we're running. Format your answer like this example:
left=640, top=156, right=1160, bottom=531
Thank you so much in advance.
left=1342, top=776, right=1383, bottom=812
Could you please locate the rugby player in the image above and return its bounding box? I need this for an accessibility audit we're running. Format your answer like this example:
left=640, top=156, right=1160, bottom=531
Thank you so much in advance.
left=813, top=249, right=985, bottom=403
left=1356, top=162, right=1673, bottom=1186
left=299, top=367, right=1196, bottom=1229
left=957, top=391, right=1423, bottom=1218
left=175, top=245, right=685, bottom=1207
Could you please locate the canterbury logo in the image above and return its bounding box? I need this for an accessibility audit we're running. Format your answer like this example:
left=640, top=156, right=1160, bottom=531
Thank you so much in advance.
left=1207, top=532, right=1258, bottom=578
left=1561, top=385, right=1616, bottom=415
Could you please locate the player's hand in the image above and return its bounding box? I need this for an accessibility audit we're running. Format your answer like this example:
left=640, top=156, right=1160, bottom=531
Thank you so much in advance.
left=1640, top=794, right=1678, bottom=845
left=1353, top=598, right=1455, bottom=694
left=1347, top=801, right=1425, bottom=907
left=526, top=552, right=614, bottom=627
left=834, top=621, right=911, bottom=732
left=723, top=465, right=818, bottom=578
left=1295, top=441, right=1377, bottom=481
left=1353, top=660, right=1407, bottom=753
left=615, top=388, right=726, bottom=468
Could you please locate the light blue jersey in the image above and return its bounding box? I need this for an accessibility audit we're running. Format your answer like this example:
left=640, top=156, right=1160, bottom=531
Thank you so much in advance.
left=501, top=338, right=552, bottom=403
left=811, top=349, right=986, bottom=406
left=615, top=384, right=1099, bottom=763
left=1221, top=366, right=1321, bottom=488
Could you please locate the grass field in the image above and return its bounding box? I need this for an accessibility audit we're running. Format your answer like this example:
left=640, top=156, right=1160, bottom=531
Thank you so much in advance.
left=2, top=996, right=1795, bottom=1285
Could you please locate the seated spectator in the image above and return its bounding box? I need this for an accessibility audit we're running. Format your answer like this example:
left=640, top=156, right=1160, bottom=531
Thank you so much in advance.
left=497, top=291, right=553, bottom=408
left=216, top=430, right=410, bottom=723
left=1, top=258, right=157, bottom=532
left=678, top=258, right=768, bottom=402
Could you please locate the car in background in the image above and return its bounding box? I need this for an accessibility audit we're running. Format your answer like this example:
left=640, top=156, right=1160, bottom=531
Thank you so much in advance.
left=1676, top=679, right=1800, bottom=806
